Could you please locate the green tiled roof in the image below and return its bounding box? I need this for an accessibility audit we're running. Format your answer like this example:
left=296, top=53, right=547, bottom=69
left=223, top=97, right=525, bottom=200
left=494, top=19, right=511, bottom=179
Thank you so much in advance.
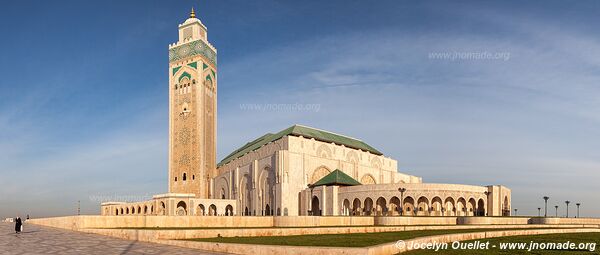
left=311, top=169, right=361, bottom=187
left=217, top=124, right=383, bottom=167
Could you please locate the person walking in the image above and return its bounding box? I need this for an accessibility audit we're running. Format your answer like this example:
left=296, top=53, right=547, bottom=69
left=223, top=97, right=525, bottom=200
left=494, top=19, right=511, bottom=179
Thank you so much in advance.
left=15, top=217, right=22, bottom=234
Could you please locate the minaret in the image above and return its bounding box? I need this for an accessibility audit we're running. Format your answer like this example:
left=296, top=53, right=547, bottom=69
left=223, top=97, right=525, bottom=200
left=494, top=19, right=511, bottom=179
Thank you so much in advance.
left=168, top=8, right=217, bottom=198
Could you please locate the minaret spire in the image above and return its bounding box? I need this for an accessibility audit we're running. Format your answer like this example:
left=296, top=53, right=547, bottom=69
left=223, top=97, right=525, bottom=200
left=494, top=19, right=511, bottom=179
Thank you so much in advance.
left=190, top=7, right=196, bottom=18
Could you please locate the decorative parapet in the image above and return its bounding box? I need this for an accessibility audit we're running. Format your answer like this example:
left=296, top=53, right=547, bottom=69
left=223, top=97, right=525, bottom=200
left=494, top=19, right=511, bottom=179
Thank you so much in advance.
left=169, top=38, right=217, bottom=66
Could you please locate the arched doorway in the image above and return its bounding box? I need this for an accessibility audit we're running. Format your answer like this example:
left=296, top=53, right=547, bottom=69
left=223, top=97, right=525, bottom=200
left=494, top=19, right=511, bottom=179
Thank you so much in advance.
left=265, top=204, right=271, bottom=216
left=375, top=197, right=387, bottom=216
left=343, top=199, right=351, bottom=216
left=431, top=197, right=443, bottom=216
left=457, top=198, right=467, bottom=216
left=477, top=199, right=485, bottom=216
left=197, top=204, right=206, bottom=216
left=159, top=202, right=166, bottom=215
left=502, top=196, right=510, bottom=216
left=363, top=197, right=374, bottom=216
left=311, top=196, right=321, bottom=216
left=352, top=198, right=361, bottom=216
left=209, top=204, right=217, bottom=216
left=176, top=201, right=187, bottom=216
left=444, top=197, right=455, bottom=216
left=403, top=196, right=415, bottom=216
left=225, top=205, right=234, bottom=216
left=468, top=198, right=477, bottom=216
left=417, top=196, right=429, bottom=216
left=389, top=196, right=401, bottom=216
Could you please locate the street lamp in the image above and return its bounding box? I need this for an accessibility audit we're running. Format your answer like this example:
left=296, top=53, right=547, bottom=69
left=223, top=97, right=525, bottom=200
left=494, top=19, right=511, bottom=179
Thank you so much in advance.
left=543, top=196, right=549, bottom=217
left=514, top=208, right=518, bottom=216
left=576, top=203, right=581, bottom=218
left=307, top=184, right=314, bottom=216
left=554, top=205, right=559, bottom=217
left=398, top=188, right=406, bottom=216
left=484, top=191, right=491, bottom=216
left=537, top=208, right=541, bottom=217
left=565, top=201, right=571, bottom=218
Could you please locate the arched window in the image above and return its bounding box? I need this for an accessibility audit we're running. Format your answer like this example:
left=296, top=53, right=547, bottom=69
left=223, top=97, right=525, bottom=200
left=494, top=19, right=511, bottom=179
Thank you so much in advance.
left=183, top=173, right=187, bottom=181
left=192, top=175, right=195, bottom=180
left=175, top=177, right=178, bottom=182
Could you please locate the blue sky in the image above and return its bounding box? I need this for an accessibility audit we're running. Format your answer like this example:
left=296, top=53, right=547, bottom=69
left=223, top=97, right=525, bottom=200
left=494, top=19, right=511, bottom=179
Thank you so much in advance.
left=1, top=0, right=600, bottom=218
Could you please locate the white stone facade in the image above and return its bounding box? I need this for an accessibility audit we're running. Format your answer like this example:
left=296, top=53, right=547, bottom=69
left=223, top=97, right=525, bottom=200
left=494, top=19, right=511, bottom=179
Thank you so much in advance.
left=100, top=10, right=512, bottom=218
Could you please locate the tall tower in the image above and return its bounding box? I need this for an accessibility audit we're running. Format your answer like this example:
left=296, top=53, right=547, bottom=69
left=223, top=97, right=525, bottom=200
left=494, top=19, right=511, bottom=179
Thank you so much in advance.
left=168, top=8, right=217, bottom=198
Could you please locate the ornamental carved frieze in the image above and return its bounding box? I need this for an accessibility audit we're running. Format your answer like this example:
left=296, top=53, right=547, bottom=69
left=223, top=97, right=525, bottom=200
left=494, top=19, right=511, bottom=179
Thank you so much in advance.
left=169, top=40, right=217, bottom=66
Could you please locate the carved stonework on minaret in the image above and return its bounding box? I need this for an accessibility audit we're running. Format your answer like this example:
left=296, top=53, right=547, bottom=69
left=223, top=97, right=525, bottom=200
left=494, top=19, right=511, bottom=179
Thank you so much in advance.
left=167, top=8, right=218, bottom=198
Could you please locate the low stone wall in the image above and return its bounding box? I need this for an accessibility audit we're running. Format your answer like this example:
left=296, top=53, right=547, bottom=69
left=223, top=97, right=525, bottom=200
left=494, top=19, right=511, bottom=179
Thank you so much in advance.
left=158, top=239, right=367, bottom=255
left=29, top=215, right=600, bottom=231
left=529, top=217, right=600, bottom=227
left=457, top=217, right=531, bottom=225
left=375, top=216, right=457, bottom=226
left=82, top=226, right=409, bottom=240
left=274, top=216, right=374, bottom=227
left=28, top=215, right=377, bottom=230
left=28, top=215, right=273, bottom=229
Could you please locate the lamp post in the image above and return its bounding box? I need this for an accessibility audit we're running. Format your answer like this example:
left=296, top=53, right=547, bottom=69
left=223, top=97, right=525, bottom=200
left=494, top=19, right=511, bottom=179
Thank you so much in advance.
left=307, top=184, right=314, bottom=216
left=543, top=196, right=549, bottom=217
left=484, top=191, right=491, bottom=216
left=565, top=201, right=570, bottom=218
left=576, top=203, right=581, bottom=218
left=514, top=208, right=518, bottom=216
left=398, top=188, right=406, bottom=216
left=537, top=208, right=541, bottom=217
left=554, top=205, right=559, bottom=217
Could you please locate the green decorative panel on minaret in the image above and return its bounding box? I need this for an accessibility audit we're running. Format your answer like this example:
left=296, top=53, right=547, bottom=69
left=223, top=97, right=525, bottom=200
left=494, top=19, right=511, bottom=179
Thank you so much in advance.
left=187, top=62, right=197, bottom=69
left=179, top=72, right=192, bottom=81
left=172, top=66, right=182, bottom=76
left=169, top=40, right=217, bottom=66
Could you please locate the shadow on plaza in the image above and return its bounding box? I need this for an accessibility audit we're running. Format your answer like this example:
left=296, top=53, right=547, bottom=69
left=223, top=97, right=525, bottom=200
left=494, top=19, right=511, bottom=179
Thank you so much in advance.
left=120, top=241, right=138, bottom=255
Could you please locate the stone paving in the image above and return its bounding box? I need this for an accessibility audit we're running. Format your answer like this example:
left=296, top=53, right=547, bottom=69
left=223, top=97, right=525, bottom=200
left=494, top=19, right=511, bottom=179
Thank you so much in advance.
left=0, top=222, right=224, bottom=255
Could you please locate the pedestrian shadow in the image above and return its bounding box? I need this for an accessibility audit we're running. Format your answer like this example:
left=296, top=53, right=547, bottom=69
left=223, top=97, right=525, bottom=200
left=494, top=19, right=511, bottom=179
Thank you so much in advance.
left=21, top=230, right=40, bottom=234
left=120, top=241, right=138, bottom=255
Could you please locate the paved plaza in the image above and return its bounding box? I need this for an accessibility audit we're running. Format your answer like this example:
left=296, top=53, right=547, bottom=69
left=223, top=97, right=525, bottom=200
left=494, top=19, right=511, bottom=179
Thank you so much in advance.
left=0, top=222, right=222, bottom=255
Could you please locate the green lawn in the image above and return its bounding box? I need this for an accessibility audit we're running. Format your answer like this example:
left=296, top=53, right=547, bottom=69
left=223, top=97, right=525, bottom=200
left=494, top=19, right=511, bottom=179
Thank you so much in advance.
left=185, top=228, right=553, bottom=247
left=404, top=232, right=600, bottom=254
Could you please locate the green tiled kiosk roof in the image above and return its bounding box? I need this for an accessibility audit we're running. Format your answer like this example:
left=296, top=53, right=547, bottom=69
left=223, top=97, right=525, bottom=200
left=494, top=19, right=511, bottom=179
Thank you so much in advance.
left=310, top=169, right=361, bottom=187
left=217, top=125, right=383, bottom=167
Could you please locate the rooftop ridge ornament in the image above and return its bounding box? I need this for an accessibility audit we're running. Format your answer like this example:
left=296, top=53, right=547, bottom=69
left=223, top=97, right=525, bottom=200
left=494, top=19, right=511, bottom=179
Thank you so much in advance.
left=190, top=7, right=196, bottom=18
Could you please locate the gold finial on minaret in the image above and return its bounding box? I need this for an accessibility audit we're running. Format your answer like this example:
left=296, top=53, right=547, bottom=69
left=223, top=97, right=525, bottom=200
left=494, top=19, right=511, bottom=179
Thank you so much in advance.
left=190, top=7, right=196, bottom=18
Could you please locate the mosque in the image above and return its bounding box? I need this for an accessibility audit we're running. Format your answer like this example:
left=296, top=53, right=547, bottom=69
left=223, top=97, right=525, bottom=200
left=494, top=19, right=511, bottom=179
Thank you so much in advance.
left=101, top=9, right=511, bottom=218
